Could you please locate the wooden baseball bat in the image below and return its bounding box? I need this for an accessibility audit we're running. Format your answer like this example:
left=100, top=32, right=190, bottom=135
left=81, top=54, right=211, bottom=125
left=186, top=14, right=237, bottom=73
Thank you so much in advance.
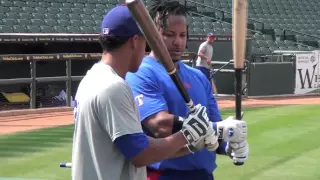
left=125, top=0, right=218, bottom=151
left=232, top=0, right=248, bottom=166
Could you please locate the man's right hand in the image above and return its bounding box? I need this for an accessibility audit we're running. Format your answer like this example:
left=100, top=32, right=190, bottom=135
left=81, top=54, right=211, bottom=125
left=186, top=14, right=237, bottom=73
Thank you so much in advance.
left=180, top=104, right=213, bottom=152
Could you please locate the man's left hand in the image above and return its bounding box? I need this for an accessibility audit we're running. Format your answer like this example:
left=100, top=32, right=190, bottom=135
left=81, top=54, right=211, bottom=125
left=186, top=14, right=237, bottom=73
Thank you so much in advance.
left=225, top=140, right=249, bottom=164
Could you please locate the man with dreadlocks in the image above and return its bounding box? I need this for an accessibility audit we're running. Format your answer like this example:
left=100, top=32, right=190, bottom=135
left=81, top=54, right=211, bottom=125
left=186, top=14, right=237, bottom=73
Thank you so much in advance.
left=126, top=1, right=249, bottom=179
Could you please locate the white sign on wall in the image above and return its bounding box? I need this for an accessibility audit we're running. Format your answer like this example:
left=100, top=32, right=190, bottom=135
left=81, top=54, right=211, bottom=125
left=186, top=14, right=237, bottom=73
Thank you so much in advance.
left=294, top=51, right=320, bottom=94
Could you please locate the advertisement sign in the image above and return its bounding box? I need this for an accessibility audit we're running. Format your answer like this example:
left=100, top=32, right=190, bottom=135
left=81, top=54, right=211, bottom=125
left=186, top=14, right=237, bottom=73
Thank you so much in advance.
left=294, top=51, right=320, bottom=94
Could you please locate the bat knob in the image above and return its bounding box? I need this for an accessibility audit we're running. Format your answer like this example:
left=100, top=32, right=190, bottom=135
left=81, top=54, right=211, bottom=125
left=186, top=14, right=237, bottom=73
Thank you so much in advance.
left=234, top=161, right=244, bottom=166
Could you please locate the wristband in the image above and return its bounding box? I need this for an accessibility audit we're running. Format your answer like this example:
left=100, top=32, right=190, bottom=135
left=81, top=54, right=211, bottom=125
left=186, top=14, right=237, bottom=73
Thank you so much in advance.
left=172, top=116, right=183, bottom=134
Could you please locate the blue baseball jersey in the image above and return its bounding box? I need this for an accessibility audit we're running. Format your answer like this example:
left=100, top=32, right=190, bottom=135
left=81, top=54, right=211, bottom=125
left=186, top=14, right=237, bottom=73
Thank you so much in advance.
left=125, top=56, right=223, bottom=174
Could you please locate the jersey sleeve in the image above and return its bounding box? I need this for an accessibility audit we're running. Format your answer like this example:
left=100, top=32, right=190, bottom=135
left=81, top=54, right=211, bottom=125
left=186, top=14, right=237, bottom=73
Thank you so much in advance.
left=126, top=68, right=168, bottom=122
left=98, top=82, right=144, bottom=141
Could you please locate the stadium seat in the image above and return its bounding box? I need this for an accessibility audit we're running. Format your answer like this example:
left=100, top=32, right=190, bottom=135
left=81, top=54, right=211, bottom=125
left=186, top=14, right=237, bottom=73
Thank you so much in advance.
left=71, top=8, right=83, bottom=14
left=19, top=13, right=31, bottom=20
left=85, top=3, right=96, bottom=9
left=47, top=7, right=60, bottom=14
left=70, top=20, right=83, bottom=27
left=83, top=8, right=95, bottom=15
left=53, top=26, right=67, bottom=33
left=22, top=7, right=34, bottom=13
left=80, top=26, right=94, bottom=33
left=91, top=14, right=102, bottom=21
left=2, top=19, right=17, bottom=26
left=0, top=25, right=12, bottom=32
left=31, top=19, right=44, bottom=26
left=27, top=25, right=41, bottom=33
left=51, top=2, right=63, bottom=8
left=17, top=19, right=30, bottom=26
left=40, top=25, right=54, bottom=33
left=25, top=1, right=38, bottom=7
left=74, top=3, right=85, bottom=8
left=57, top=19, right=71, bottom=27
left=69, top=14, right=81, bottom=21
left=13, top=25, right=27, bottom=33
left=82, top=20, right=95, bottom=27
left=66, top=26, right=81, bottom=33
left=60, top=8, right=72, bottom=14
left=38, top=2, right=50, bottom=8
left=32, top=13, right=45, bottom=20
left=80, top=14, right=92, bottom=21
left=13, top=1, right=25, bottom=7
left=57, top=13, right=69, bottom=20
left=44, top=19, right=58, bottom=26
left=45, top=13, right=57, bottom=20
left=62, top=2, right=74, bottom=8
left=0, top=0, right=13, bottom=7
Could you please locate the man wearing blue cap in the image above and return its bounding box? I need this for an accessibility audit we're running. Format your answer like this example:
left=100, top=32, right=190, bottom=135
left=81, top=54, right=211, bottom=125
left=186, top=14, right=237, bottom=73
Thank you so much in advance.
left=196, top=32, right=218, bottom=95
left=71, top=5, right=218, bottom=180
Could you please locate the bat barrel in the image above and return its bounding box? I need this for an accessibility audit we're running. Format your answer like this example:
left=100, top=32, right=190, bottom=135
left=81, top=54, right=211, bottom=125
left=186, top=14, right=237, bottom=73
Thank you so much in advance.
left=60, top=162, right=72, bottom=168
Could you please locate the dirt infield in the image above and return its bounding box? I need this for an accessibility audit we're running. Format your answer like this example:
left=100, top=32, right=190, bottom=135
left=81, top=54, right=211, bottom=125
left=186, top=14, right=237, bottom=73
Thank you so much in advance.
left=1, top=96, right=319, bottom=135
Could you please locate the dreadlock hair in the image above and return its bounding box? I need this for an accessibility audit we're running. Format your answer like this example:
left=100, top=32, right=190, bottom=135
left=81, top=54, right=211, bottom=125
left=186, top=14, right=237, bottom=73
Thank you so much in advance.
left=149, top=0, right=189, bottom=31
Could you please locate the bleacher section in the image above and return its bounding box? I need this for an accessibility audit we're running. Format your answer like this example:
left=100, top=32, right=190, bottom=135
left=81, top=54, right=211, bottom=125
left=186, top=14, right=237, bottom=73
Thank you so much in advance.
left=0, top=0, right=319, bottom=61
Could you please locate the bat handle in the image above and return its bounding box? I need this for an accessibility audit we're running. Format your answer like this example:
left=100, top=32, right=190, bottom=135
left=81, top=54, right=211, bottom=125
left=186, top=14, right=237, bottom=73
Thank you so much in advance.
left=234, top=68, right=244, bottom=166
left=187, top=100, right=196, bottom=113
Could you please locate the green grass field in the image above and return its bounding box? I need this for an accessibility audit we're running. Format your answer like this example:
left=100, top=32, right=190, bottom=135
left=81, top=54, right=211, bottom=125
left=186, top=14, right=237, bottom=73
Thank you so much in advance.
left=1, top=104, right=320, bottom=180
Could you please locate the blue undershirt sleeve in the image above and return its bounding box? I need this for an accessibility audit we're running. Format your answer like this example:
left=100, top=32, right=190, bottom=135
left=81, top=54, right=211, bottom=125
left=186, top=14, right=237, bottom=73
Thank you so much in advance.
left=114, top=133, right=149, bottom=160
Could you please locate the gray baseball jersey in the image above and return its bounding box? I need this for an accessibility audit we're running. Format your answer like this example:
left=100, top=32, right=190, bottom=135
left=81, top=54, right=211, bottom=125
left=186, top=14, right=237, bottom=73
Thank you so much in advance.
left=71, top=62, right=146, bottom=180
left=196, top=41, right=213, bottom=69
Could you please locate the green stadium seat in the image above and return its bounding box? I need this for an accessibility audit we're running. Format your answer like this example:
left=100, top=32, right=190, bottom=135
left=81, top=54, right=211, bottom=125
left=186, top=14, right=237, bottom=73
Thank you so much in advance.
left=85, top=3, right=95, bottom=9
left=193, top=28, right=204, bottom=35
left=27, top=25, right=41, bottom=33
left=213, top=28, right=223, bottom=35
left=9, top=7, right=22, bottom=14
left=94, top=26, right=100, bottom=33
left=6, top=13, right=19, bottom=19
left=95, top=20, right=101, bottom=26
left=62, top=3, right=74, bottom=8
left=60, top=8, right=72, bottom=14
left=74, top=3, right=85, bottom=8
left=44, top=19, right=57, bottom=26
left=3, top=19, right=17, bottom=26
left=80, top=14, right=92, bottom=21
left=0, top=25, right=12, bottom=32
left=31, top=19, right=44, bottom=26
left=80, top=26, right=94, bottom=33
left=192, top=22, right=203, bottom=28
left=70, top=20, right=83, bottom=27
left=51, top=2, right=63, bottom=8
left=297, top=46, right=309, bottom=51
left=47, top=7, right=60, bottom=14
left=94, top=9, right=106, bottom=15
left=201, top=17, right=213, bottom=22
left=260, top=47, right=271, bottom=54
left=45, top=13, right=57, bottom=20
left=26, top=1, right=38, bottom=7
left=71, top=8, right=83, bottom=14
left=212, top=22, right=222, bottom=29
left=38, top=2, right=50, bottom=8
left=57, top=13, right=69, bottom=20
left=83, top=8, right=95, bottom=15
left=92, top=14, right=103, bottom=21
left=107, top=0, right=118, bottom=5
left=17, top=19, right=30, bottom=26
left=269, top=46, right=279, bottom=53
left=57, top=19, right=70, bottom=27
left=1, top=0, right=12, bottom=7
left=22, top=7, right=34, bottom=13
left=95, top=3, right=106, bottom=9
left=66, top=26, right=81, bottom=33
left=69, top=14, right=81, bottom=20
left=53, top=26, right=67, bottom=33
left=223, top=28, right=232, bottom=35
left=203, top=22, right=213, bottom=29
left=77, top=0, right=87, bottom=3
left=203, top=28, right=212, bottom=34
left=32, top=13, right=45, bottom=20
left=82, top=20, right=95, bottom=27
left=19, top=13, right=31, bottom=20
left=13, top=1, right=25, bottom=7
left=13, top=25, right=27, bottom=33
left=0, top=14, right=6, bottom=20
left=40, top=25, right=54, bottom=33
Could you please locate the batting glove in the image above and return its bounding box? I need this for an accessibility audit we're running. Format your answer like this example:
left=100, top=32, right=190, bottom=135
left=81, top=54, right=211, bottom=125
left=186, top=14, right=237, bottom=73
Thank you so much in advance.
left=180, top=104, right=212, bottom=153
left=216, top=116, right=247, bottom=143
left=226, top=140, right=249, bottom=163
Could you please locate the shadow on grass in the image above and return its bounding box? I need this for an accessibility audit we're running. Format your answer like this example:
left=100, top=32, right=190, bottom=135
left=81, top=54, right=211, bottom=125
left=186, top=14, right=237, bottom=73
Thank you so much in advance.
left=0, top=125, right=73, bottom=158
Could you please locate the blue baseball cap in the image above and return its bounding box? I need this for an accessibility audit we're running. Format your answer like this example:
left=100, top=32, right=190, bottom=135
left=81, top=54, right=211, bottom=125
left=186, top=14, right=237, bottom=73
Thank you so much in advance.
left=207, top=32, right=214, bottom=37
left=101, top=4, right=143, bottom=37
